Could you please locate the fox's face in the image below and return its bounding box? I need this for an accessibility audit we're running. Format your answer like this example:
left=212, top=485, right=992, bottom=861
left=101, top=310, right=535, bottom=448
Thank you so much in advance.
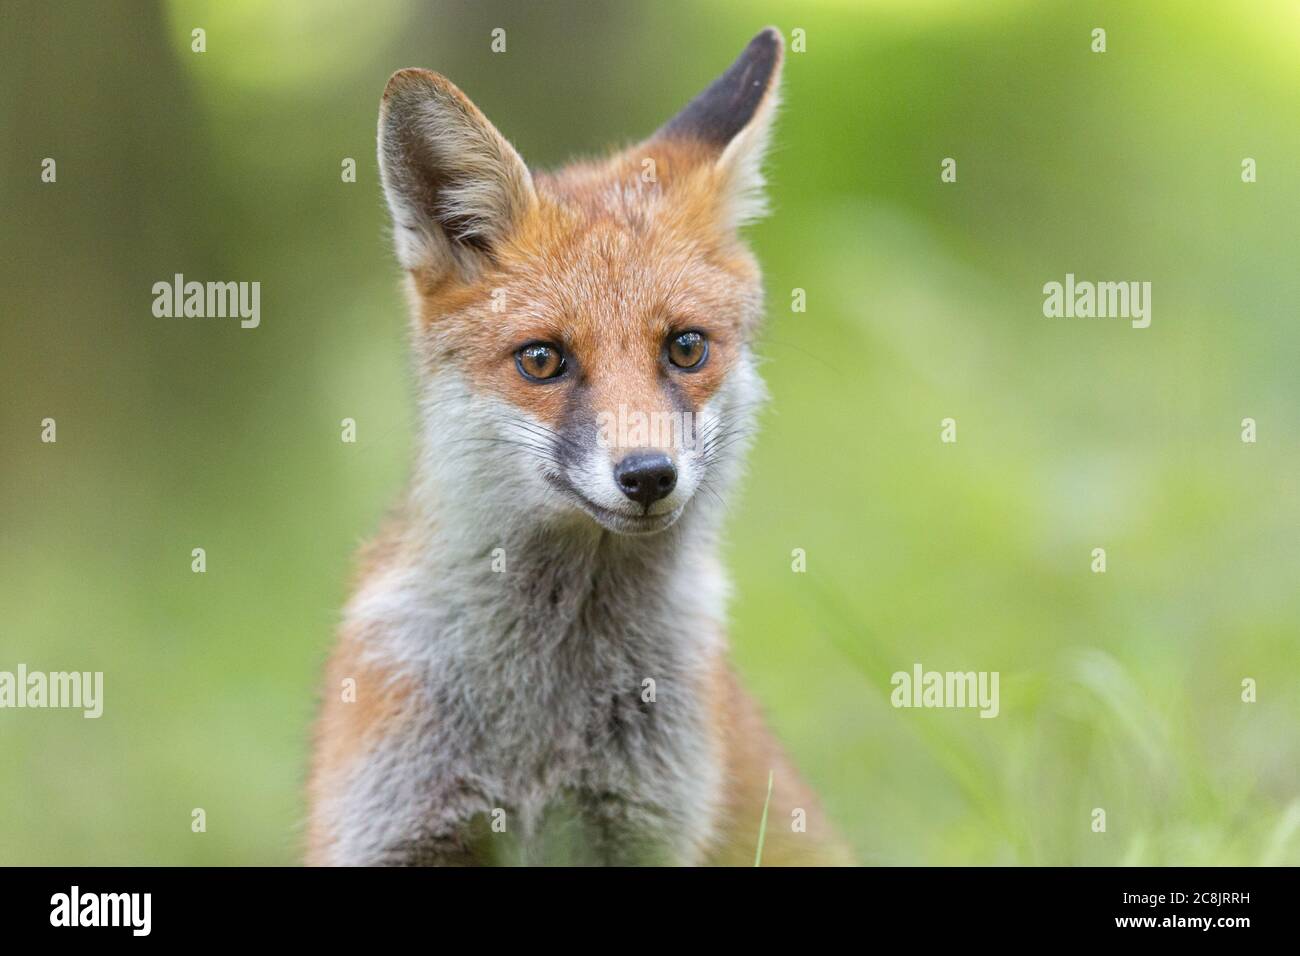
left=378, top=30, right=782, bottom=536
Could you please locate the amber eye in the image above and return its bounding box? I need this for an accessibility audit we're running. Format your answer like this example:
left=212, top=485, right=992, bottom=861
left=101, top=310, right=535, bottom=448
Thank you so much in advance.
left=515, top=343, right=566, bottom=381
left=667, top=331, right=708, bottom=370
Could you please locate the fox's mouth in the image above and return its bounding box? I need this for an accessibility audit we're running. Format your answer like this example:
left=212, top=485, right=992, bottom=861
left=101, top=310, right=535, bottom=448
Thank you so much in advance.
left=545, top=474, right=684, bottom=536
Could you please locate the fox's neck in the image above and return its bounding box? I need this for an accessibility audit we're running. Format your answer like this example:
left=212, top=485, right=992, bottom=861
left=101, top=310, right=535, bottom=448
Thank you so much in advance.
left=430, top=497, right=725, bottom=644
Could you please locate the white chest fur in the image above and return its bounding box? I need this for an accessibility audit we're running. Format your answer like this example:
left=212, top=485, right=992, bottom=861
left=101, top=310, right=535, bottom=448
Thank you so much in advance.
left=331, top=516, right=730, bottom=864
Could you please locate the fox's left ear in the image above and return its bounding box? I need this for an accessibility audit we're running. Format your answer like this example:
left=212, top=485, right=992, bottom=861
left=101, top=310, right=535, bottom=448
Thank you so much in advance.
left=654, top=27, right=784, bottom=230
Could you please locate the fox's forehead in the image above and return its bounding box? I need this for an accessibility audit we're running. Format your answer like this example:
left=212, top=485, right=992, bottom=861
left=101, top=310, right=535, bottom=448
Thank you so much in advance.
left=534, top=137, right=725, bottom=221
left=420, top=178, right=761, bottom=347
left=509, top=217, right=753, bottom=332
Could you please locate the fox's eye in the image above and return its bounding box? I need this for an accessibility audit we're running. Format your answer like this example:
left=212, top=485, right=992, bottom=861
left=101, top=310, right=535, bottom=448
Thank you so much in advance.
left=667, top=331, right=708, bottom=370
left=515, top=343, right=566, bottom=381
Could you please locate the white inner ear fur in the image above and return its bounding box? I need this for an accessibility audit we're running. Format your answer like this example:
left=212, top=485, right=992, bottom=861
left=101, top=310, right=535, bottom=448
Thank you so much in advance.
left=379, top=80, right=535, bottom=277
left=713, top=86, right=781, bottom=232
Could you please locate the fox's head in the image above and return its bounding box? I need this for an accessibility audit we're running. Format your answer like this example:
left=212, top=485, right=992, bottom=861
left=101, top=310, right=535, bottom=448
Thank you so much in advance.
left=379, top=29, right=782, bottom=538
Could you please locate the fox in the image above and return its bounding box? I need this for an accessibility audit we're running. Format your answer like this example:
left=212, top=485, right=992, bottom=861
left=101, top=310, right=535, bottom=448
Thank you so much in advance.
left=306, top=27, right=852, bottom=866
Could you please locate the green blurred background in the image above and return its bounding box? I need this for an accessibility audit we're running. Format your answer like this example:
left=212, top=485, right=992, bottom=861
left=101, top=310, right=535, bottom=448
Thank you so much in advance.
left=2, top=0, right=1298, bottom=865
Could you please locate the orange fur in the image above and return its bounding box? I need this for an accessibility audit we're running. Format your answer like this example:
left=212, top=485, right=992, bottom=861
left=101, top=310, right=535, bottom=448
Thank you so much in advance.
left=305, top=516, right=421, bottom=865
left=408, top=142, right=760, bottom=436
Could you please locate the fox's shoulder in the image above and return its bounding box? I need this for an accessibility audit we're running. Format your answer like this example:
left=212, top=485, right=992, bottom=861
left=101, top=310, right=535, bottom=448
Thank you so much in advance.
left=307, top=497, right=430, bottom=840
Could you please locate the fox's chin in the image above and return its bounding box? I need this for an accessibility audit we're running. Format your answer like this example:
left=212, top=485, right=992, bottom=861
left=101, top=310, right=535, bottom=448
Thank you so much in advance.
left=578, top=499, right=685, bottom=536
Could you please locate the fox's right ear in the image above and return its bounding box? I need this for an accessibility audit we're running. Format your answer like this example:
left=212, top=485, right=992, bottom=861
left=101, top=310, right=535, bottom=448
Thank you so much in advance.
left=378, top=69, right=535, bottom=279
left=654, top=27, right=784, bottom=231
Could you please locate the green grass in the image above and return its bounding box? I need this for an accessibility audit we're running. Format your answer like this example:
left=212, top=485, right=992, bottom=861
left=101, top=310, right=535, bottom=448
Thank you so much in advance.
left=754, top=770, right=775, bottom=867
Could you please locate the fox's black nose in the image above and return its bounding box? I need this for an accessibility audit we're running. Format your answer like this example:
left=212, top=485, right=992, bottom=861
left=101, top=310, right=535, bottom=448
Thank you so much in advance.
left=614, top=453, right=677, bottom=507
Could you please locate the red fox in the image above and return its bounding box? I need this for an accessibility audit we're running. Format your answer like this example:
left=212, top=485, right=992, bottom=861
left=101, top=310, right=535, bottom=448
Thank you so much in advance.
left=306, top=27, right=851, bottom=866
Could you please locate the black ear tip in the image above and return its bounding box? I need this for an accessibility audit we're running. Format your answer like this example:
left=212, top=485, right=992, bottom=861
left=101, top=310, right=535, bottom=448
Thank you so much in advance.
left=738, top=27, right=783, bottom=80
left=657, top=28, right=784, bottom=148
left=754, top=26, right=784, bottom=57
